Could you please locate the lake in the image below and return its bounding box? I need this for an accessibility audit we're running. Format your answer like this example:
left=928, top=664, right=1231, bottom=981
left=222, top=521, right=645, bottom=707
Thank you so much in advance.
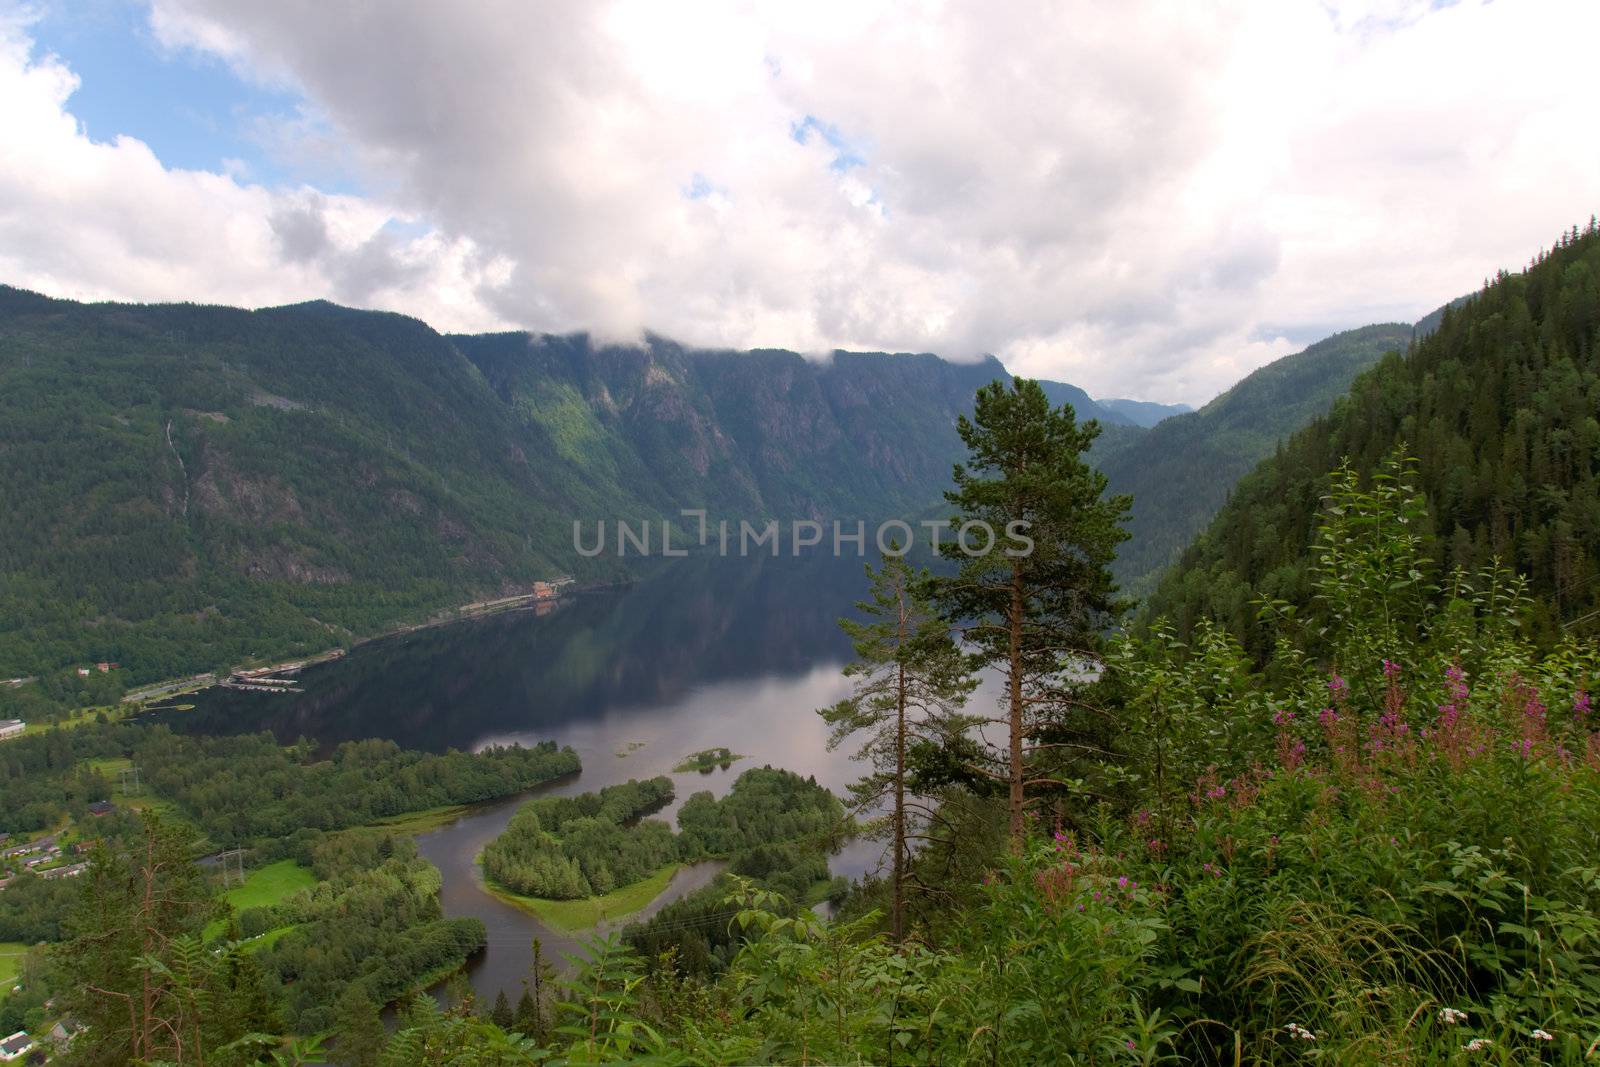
left=182, top=553, right=898, bottom=1000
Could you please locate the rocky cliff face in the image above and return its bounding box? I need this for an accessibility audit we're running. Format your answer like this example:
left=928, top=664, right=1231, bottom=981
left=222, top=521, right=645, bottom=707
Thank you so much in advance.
left=454, top=332, right=1019, bottom=520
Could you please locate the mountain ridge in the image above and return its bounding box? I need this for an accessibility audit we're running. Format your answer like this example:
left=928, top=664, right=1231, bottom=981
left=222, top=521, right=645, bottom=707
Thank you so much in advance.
left=1096, top=322, right=1416, bottom=594
left=0, top=282, right=1425, bottom=684
left=1144, top=222, right=1600, bottom=651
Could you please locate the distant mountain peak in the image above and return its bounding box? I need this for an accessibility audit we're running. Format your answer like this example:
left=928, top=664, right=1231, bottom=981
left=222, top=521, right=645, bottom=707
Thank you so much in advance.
left=1093, top=397, right=1194, bottom=428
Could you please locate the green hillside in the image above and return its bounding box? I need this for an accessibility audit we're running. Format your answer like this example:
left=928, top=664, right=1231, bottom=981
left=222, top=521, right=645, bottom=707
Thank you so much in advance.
left=1145, top=220, right=1600, bottom=652
left=0, top=289, right=627, bottom=684
left=1098, top=322, right=1415, bottom=595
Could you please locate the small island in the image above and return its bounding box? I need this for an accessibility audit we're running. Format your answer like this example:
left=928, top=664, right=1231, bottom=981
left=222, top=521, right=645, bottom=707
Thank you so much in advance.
left=479, top=777, right=679, bottom=931
left=673, top=747, right=745, bottom=774
left=481, top=768, right=844, bottom=932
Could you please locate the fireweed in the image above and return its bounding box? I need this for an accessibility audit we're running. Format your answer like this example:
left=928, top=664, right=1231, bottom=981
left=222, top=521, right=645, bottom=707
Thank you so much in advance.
left=1089, top=657, right=1600, bottom=1062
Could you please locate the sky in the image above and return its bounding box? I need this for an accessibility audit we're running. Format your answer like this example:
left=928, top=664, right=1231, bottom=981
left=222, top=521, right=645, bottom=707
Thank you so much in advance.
left=1, top=1, right=1596, bottom=405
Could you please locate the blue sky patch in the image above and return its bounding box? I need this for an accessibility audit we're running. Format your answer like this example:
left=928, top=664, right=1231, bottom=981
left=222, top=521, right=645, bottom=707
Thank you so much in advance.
left=789, top=114, right=866, bottom=173
left=26, top=0, right=357, bottom=193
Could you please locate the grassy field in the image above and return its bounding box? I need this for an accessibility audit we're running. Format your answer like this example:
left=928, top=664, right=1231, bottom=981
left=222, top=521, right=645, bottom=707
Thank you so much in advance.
left=204, top=860, right=316, bottom=940
left=240, top=923, right=300, bottom=954
left=484, top=863, right=679, bottom=932
left=222, top=859, right=316, bottom=911
left=22, top=705, right=121, bottom=736
left=0, top=942, right=26, bottom=989
left=85, top=755, right=133, bottom=778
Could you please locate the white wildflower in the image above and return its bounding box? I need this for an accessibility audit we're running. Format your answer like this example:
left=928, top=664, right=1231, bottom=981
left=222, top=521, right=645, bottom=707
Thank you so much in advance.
left=1530, top=1028, right=1553, bottom=1041
left=1284, top=1022, right=1317, bottom=1041
left=1461, top=1037, right=1493, bottom=1052
left=1438, top=1007, right=1468, bottom=1025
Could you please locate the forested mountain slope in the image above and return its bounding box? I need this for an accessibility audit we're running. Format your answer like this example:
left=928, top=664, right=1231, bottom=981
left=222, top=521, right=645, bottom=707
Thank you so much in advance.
left=1098, top=323, right=1415, bottom=594
left=452, top=332, right=1024, bottom=520
left=1145, top=221, right=1600, bottom=651
left=0, top=288, right=626, bottom=682
left=0, top=290, right=1121, bottom=683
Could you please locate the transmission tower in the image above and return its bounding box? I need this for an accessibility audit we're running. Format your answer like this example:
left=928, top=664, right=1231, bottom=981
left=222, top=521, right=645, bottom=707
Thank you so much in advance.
left=217, top=848, right=247, bottom=888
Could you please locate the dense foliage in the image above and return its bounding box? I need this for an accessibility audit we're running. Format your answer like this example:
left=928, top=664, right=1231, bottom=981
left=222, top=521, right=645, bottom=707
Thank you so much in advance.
left=136, top=732, right=580, bottom=846
left=51, top=814, right=281, bottom=1065
left=1147, top=221, right=1600, bottom=654
left=675, top=767, right=845, bottom=859
left=482, top=777, right=677, bottom=898
left=0, top=872, right=80, bottom=943
left=1, top=719, right=578, bottom=846
left=0, top=718, right=141, bottom=835
left=482, top=768, right=846, bottom=907
left=254, top=830, right=486, bottom=1034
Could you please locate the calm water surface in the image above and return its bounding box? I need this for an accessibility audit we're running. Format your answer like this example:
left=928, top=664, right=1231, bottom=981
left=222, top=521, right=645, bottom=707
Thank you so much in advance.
left=184, top=554, right=893, bottom=999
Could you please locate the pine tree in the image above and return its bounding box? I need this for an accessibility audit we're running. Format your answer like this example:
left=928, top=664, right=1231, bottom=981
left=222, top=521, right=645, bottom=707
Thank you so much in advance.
left=53, top=811, right=255, bottom=1064
left=819, top=550, right=976, bottom=941
left=935, top=378, right=1131, bottom=842
left=332, top=985, right=386, bottom=1067
left=490, top=988, right=515, bottom=1029
left=514, top=936, right=556, bottom=1041
left=513, top=988, right=540, bottom=1036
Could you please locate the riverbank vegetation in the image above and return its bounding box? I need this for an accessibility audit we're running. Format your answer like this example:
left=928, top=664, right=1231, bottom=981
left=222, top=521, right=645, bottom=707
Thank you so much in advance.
left=477, top=767, right=847, bottom=955
left=249, top=829, right=487, bottom=1034
left=481, top=777, right=677, bottom=899
left=0, top=715, right=580, bottom=1048
left=490, top=862, right=681, bottom=933
left=0, top=720, right=579, bottom=845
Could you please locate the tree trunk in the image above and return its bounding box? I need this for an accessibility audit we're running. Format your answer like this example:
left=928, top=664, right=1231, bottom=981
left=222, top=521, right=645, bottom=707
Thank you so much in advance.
left=1008, top=560, right=1025, bottom=844
left=893, top=575, right=909, bottom=943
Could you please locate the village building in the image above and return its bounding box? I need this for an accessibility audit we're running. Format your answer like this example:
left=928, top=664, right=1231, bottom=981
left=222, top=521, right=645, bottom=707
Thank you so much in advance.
left=0, top=1031, right=35, bottom=1062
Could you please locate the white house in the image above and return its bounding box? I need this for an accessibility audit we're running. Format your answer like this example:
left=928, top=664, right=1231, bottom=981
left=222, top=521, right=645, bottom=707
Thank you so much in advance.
left=0, top=720, right=24, bottom=742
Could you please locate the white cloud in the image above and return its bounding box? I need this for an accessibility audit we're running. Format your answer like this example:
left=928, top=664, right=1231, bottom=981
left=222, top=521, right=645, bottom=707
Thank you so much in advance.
left=4, top=0, right=1598, bottom=403
left=0, top=8, right=514, bottom=331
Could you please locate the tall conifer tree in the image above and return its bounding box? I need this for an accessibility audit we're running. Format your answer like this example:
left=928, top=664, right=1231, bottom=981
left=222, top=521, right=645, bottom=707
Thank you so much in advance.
left=935, top=379, right=1130, bottom=841
left=819, top=550, right=976, bottom=941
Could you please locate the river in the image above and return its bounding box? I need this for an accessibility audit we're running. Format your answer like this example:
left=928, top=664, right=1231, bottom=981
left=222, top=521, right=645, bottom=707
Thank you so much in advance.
left=180, top=554, right=893, bottom=1000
